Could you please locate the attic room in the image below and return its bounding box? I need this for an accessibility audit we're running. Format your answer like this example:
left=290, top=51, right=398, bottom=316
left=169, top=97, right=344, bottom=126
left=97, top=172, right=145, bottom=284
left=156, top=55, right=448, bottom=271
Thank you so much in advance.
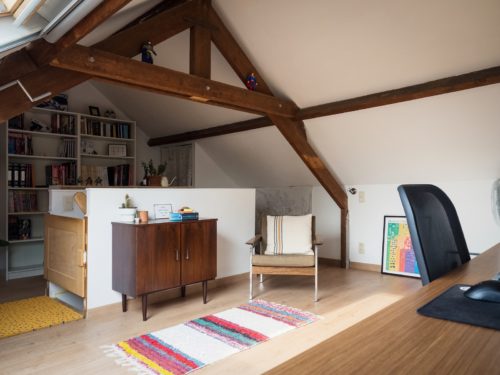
left=1, top=0, right=499, bottom=373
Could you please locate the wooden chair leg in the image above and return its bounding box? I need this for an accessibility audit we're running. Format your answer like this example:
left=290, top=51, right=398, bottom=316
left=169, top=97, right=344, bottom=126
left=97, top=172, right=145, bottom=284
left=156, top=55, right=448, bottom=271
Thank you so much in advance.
left=259, top=274, right=264, bottom=283
left=249, top=270, right=253, bottom=301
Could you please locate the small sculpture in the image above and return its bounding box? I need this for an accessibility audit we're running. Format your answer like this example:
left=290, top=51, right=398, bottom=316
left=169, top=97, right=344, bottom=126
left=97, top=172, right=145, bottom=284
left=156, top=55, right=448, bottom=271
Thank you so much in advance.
left=245, top=73, right=257, bottom=91
left=77, top=176, right=83, bottom=185
left=85, top=177, right=93, bottom=186
left=141, top=41, right=157, bottom=64
left=95, top=176, right=103, bottom=186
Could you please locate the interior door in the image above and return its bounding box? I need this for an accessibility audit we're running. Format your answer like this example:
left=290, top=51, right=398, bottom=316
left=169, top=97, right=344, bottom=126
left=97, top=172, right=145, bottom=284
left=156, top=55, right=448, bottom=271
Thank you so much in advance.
left=44, top=214, right=86, bottom=297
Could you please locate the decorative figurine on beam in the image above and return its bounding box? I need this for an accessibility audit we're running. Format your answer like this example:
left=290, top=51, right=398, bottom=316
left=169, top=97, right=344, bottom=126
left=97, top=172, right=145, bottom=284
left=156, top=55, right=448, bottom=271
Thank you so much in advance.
left=246, top=72, right=258, bottom=91
left=141, top=41, right=157, bottom=64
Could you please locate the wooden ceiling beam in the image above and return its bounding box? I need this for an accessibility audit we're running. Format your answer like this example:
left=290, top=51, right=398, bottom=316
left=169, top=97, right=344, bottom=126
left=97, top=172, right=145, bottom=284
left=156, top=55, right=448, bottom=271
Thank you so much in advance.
left=50, top=45, right=298, bottom=117
left=0, top=0, right=197, bottom=122
left=148, top=116, right=272, bottom=146
left=190, top=0, right=212, bottom=78
left=208, top=6, right=273, bottom=95
left=152, top=65, right=500, bottom=144
left=268, top=115, right=347, bottom=210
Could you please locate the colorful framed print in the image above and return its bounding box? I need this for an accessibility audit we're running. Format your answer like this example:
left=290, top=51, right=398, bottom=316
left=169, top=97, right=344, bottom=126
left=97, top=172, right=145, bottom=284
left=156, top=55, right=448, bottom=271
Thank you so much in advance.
left=381, top=216, right=420, bottom=278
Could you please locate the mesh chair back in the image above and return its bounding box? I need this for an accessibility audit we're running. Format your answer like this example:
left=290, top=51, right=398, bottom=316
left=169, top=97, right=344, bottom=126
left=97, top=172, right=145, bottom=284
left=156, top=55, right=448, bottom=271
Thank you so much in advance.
left=398, top=184, right=470, bottom=285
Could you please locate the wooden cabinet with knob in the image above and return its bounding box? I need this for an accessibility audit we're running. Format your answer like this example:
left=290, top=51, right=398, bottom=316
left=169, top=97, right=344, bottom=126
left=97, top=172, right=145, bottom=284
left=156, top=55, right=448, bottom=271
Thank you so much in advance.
left=111, top=218, right=217, bottom=320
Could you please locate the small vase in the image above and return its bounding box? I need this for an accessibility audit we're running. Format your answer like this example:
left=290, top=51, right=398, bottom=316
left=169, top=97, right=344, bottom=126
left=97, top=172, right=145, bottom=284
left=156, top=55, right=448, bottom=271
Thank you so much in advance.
left=148, top=176, right=162, bottom=186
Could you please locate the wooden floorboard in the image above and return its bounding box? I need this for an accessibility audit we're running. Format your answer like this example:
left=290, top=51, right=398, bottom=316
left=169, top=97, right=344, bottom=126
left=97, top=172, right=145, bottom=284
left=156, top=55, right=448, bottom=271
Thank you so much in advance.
left=0, top=265, right=420, bottom=374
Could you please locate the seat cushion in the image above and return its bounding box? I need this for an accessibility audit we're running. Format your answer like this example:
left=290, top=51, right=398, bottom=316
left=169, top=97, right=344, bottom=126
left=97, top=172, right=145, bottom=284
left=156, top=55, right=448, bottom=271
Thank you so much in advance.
left=264, top=214, right=313, bottom=255
left=252, top=254, right=315, bottom=267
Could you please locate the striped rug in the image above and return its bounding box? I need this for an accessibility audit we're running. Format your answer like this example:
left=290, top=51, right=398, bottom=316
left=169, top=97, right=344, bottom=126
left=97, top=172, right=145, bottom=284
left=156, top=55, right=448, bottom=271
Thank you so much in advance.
left=103, top=300, right=319, bottom=374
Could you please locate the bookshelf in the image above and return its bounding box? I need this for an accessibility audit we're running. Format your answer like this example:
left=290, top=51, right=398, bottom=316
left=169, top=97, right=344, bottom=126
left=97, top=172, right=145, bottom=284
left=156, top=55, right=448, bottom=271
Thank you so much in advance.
left=1, top=107, right=136, bottom=280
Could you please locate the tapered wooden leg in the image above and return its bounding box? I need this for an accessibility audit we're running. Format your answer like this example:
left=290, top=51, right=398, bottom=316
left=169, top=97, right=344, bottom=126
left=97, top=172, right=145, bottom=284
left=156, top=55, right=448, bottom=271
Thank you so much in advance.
left=202, top=281, right=208, bottom=304
left=122, top=294, right=127, bottom=312
left=181, top=285, right=186, bottom=297
left=142, top=294, right=148, bottom=321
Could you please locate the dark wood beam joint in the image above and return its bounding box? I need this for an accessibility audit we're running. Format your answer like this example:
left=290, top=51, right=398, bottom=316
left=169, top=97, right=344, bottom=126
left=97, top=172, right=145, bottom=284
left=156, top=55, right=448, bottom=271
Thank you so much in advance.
left=189, top=0, right=212, bottom=78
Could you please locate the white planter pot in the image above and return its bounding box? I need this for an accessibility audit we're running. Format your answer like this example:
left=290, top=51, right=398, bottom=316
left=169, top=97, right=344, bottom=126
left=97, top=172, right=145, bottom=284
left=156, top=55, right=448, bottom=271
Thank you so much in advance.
left=118, top=208, right=137, bottom=222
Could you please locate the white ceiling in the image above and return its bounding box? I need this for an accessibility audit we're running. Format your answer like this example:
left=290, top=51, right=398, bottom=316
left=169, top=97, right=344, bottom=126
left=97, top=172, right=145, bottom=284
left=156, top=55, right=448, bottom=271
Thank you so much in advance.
left=53, top=0, right=500, bottom=186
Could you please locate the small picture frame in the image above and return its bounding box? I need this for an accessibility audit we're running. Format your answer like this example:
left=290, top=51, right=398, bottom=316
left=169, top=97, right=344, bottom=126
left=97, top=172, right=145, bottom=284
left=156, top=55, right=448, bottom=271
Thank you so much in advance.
left=154, top=204, right=173, bottom=219
left=108, top=144, right=127, bottom=157
left=89, top=106, right=101, bottom=117
left=381, top=216, right=420, bottom=278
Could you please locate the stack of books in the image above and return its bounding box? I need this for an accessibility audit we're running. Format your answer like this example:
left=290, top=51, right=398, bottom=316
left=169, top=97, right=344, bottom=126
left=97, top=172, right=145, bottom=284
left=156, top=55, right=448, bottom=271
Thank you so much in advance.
left=170, top=208, right=199, bottom=221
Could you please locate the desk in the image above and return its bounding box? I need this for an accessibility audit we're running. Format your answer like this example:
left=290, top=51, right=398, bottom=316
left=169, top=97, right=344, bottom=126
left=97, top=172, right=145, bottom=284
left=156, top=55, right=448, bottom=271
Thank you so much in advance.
left=267, top=243, right=500, bottom=374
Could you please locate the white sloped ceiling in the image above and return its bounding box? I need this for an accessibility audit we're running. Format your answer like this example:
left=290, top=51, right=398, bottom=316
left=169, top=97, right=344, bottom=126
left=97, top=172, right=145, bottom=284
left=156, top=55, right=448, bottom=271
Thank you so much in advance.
left=86, top=0, right=500, bottom=187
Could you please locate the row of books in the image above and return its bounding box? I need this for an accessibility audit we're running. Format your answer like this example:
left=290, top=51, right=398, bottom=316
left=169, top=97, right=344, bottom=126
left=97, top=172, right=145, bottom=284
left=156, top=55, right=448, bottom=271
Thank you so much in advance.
left=50, top=113, right=76, bottom=135
left=8, top=133, right=33, bottom=155
left=45, top=163, right=77, bottom=186
left=58, top=138, right=76, bottom=158
left=80, top=118, right=131, bottom=139
left=8, top=191, right=38, bottom=213
left=8, top=217, right=32, bottom=241
left=8, top=163, right=34, bottom=187
left=80, top=164, right=132, bottom=186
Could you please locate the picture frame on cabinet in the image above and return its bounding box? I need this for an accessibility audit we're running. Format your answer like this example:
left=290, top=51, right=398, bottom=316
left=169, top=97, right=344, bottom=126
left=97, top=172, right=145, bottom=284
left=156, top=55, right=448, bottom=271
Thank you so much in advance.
left=154, top=204, right=173, bottom=219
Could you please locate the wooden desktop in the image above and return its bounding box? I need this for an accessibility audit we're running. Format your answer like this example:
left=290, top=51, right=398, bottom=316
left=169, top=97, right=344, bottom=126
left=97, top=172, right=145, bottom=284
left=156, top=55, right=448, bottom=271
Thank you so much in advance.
left=267, top=243, right=500, bottom=374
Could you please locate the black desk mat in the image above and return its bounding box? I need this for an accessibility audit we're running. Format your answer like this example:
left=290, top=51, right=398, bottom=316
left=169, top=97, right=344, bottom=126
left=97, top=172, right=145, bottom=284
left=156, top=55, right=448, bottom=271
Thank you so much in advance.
left=417, top=284, right=500, bottom=331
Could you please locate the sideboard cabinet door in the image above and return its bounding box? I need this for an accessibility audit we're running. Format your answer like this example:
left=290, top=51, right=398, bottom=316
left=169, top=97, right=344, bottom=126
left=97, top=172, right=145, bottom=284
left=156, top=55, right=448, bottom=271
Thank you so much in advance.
left=181, top=220, right=217, bottom=285
left=136, top=223, right=181, bottom=295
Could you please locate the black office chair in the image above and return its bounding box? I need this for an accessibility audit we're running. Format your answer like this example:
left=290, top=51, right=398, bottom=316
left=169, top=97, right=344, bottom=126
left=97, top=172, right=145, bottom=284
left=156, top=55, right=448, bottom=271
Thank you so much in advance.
left=398, top=184, right=472, bottom=285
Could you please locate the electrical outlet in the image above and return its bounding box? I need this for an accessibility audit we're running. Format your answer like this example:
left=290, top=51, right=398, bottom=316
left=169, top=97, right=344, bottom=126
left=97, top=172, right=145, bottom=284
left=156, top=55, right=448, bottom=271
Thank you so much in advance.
left=358, top=242, right=365, bottom=254
left=359, top=191, right=366, bottom=203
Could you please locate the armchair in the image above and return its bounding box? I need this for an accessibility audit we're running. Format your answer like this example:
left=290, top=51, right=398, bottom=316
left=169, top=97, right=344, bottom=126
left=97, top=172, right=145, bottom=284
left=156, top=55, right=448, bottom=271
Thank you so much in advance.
left=246, top=214, right=321, bottom=301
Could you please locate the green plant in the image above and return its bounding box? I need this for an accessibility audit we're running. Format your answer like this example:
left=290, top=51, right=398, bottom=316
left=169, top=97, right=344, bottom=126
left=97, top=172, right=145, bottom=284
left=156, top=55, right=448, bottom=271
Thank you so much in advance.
left=141, top=159, right=166, bottom=176
left=121, top=194, right=134, bottom=208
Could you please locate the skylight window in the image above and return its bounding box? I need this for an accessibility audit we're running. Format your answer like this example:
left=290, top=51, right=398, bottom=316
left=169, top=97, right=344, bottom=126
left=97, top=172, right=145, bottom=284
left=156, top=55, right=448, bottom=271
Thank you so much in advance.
left=0, top=0, right=83, bottom=54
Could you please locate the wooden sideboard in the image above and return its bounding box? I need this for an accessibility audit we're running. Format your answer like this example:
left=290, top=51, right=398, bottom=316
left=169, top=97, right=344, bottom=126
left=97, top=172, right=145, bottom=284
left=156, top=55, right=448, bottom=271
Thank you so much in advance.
left=112, top=218, right=217, bottom=320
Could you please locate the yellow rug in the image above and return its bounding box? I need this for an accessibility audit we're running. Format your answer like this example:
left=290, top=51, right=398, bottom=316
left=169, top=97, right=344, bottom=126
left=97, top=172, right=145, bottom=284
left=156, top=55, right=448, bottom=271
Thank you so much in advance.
left=0, top=296, right=82, bottom=338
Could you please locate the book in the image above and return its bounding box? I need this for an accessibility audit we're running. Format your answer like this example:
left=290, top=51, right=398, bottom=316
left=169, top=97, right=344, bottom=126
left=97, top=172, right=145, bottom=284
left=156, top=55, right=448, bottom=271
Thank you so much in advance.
left=170, top=212, right=199, bottom=221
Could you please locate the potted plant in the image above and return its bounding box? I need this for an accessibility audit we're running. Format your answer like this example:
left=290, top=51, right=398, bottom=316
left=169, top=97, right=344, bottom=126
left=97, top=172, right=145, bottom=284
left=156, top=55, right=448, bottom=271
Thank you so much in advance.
left=141, top=159, right=166, bottom=186
left=118, top=194, right=137, bottom=222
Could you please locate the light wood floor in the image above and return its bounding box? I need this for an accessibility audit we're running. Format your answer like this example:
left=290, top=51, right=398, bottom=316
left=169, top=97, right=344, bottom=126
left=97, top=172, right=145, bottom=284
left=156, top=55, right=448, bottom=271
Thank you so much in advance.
left=0, top=266, right=420, bottom=375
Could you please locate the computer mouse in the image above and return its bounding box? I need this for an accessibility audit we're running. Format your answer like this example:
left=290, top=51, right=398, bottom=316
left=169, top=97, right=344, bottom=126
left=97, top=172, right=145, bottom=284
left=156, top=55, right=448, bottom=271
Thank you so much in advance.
left=464, top=280, right=500, bottom=303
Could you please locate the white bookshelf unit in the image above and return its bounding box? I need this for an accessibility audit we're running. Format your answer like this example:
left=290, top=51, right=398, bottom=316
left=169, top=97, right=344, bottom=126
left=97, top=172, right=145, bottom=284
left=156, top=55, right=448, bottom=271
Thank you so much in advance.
left=0, top=107, right=136, bottom=280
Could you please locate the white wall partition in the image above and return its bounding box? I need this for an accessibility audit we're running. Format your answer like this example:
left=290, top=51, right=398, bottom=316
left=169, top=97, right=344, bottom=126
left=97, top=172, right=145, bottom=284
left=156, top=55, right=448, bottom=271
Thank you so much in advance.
left=84, top=188, right=255, bottom=309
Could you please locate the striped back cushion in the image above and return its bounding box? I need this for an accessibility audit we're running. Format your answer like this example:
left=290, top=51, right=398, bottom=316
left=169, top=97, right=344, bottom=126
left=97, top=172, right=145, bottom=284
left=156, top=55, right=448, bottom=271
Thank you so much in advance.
left=264, top=214, right=313, bottom=255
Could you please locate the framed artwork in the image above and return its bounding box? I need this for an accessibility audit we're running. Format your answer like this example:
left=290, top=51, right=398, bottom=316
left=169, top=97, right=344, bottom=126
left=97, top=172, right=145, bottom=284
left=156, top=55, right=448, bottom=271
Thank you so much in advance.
left=88, top=106, right=100, bottom=116
left=154, top=204, right=173, bottom=219
left=381, top=216, right=420, bottom=278
left=108, top=144, right=127, bottom=157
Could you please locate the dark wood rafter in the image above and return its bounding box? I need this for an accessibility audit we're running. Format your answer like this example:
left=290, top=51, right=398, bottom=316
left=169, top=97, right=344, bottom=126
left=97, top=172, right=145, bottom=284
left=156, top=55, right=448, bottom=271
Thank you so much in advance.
left=189, top=0, right=212, bottom=78
left=150, top=65, right=500, bottom=145
left=0, top=0, right=197, bottom=122
left=268, top=115, right=348, bottom=210
left=27, top=0, right=133, bottom=65
left=148, top=116, right=272, bottom=146
left=50, top=45, right=298, bottom=117
left=340, top=208, right=348, bottom=268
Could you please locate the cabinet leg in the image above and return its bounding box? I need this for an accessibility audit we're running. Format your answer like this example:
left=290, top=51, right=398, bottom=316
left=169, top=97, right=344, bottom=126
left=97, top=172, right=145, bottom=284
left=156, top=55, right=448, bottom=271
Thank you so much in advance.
left=122, top=294, right=128, bottom=312
left=202, top=281, right=208, bottom=304
left=181, top=285, right=186, bottom=297
left=142, top=294, right=148, bottom=321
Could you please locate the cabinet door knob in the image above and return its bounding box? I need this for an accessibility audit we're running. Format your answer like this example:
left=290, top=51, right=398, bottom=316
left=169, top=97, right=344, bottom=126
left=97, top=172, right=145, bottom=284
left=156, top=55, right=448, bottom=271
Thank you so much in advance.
left=185, top=248, right=190, bottom=260
left=176, top=249, right=180, bottom=261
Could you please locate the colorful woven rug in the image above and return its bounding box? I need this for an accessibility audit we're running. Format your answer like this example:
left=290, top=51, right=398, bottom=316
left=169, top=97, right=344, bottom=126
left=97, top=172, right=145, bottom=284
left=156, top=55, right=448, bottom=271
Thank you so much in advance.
left=103, top=300, right=319, bottom=374
left=0, top=296, right=82, bottom=338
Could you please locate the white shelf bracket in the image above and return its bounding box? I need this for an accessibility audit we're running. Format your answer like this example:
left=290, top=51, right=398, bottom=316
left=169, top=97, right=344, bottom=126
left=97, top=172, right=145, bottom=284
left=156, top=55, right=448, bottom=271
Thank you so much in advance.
left=0, top=79, right=51, bottom=102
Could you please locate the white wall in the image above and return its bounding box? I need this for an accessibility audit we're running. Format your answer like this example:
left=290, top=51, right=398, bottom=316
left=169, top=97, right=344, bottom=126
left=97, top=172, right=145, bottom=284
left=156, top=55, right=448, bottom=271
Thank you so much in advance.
left=312, top=186, right=341, bottom=260
left=348, top=180, right=500, bottom=265
left=194, top=143, right=239, bottom=187
left=84, top=188, right=255, bottom=309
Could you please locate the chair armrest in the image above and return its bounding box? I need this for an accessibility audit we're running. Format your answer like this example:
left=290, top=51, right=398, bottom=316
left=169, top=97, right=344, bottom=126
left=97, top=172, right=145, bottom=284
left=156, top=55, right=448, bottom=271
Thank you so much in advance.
left=246, top=234, right=262, bottom=247
left=313, top=238, right=323, bottom=246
